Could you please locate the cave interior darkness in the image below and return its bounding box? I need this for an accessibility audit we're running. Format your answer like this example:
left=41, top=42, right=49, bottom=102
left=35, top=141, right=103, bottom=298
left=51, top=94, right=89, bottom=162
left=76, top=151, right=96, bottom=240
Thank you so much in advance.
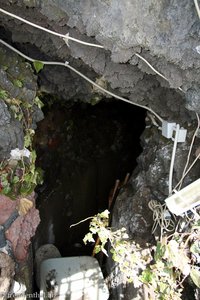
left=0, top=24, right=147, bottom=258
left=33, top=97, right=146, bottom=258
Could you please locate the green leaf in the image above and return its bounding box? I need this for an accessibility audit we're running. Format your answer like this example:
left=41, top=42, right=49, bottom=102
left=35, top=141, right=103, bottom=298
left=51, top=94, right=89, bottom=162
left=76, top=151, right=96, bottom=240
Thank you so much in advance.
left=24, top=134, right=32, bottom=148
left=0, top=89, right=8, bottom=100
left=1, top=176, right=9, bottom=187
left=34, top=96, right=44, bottom=109
left=2, top=185, right=11, bottom=195
left=141, top=268, right=154, bottom=284
left=159, top=282, right=168, bottom=294
left=83, top=232, right=95, bottom=244
left=99, top=209, right=110, bottom=219
left=30, top=150, right=37, bottom=163
left=190, top=268, right=200, bottom=288
left=20, top=181, right=34, bottom=195
left=33, top=61, right=44, bottom=73
left=164, top=240, right=190, bottom=276
left=13, top=79, right=23, bottom=88
left=94, top=245, right=101, bottom=254
left=12, top=176, right=20, bottom=184
left=190, top=242, right=200, bottom=255
left=155, top=242, right=165, bottom=261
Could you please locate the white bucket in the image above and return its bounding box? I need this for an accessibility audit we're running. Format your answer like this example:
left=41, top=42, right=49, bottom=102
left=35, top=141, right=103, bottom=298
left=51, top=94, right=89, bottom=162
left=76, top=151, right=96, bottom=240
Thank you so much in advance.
left=40, top=256, right=109, bottom=300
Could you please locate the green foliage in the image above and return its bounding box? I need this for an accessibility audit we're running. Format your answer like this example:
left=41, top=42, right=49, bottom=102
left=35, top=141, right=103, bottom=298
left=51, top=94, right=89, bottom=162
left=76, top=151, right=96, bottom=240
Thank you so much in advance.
left=0, top=88, right=44, bottom=198
left=0, top=150, right=43, bottom=198
left=83, top=210, right=200, bottom=300
left=13, top=79, right=23, bottom=88
left=0, top=89, right=8, bottom=100
left=33, top=60, right=44, bottom=73
left=190, top=268, right=200, bottom=288
left=34, top=96, right=44, bottom=109
left=83, top=210, right=151, bottom=287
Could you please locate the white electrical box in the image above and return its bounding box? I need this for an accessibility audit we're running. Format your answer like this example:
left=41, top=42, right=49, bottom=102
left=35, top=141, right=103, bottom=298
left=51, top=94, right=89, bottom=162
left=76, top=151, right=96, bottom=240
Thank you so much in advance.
left=162, top=121, right=176, bottom=139
left=162, top=121, right=187, bottom=142
left=177, top=128, right=187, bottom=143
left=165, top=179, right=200, bottom=216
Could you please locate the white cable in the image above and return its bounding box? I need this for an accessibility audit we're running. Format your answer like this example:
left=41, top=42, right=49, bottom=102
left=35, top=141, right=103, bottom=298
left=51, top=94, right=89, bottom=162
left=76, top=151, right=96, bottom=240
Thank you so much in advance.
left=64, top=62, right=163, bottom=122
left=177, top=113, right=200, bottom=191
left=0, top=8, right=104, bottom=48
left=194, top=0, right=200, bottom=19
left=135, top=53, right=184, bottom=93
left=169, top=124, right=180, bottom=196
left=0, top=8, right=185, bottom=93
left=0, top=39, right=164, bottom=123
left=148, top=200, right=175, bottom=235
left=173, top=152, right=200, bottom=192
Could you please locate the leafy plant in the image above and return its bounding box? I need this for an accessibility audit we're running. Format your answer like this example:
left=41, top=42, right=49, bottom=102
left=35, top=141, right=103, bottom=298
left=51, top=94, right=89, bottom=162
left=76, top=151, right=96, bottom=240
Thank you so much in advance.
left=0, top=88, right=44, bottom=198
left=83, top=210, right=151, bottom=287
left=0, top=150, right=43, bottom=198
left=83, top=210, right=200, bottom=300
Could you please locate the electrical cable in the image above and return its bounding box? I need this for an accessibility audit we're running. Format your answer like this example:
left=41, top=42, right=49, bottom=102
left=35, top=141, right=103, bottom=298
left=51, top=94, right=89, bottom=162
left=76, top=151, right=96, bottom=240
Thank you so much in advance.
left=168, top=124, right=180, bottom=196
left=0, top=39, right=164, bottom=123
left=0, top=8, right=185, bottom=93
left=177, top=113, right=200, bottom=191
left=148, top=200, right=175, bottom=236
left=194, top=0, right=200, bottom=19
left=0, top=8, right=104, bottom=48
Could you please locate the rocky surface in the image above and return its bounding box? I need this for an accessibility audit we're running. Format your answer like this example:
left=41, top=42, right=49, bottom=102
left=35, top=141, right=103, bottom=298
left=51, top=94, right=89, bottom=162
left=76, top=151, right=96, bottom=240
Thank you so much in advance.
left=0, top=252, right=15, bottom=299
left=0, top=193, right=40, bottom=261
left=0, top=1, right=199, bottom=120
left=0, top=46, right=43, bottom=159
left=0, top=1, right=200, bottom=299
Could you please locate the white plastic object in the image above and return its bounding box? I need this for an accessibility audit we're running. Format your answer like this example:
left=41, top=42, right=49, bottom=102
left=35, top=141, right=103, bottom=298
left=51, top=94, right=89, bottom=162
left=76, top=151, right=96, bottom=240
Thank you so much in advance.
left=9, top=281, right=26, bottom=299
left=162, top=121, right=187, bottom=142
left=40, top=256, right=109, bottom=300
left=196, top=45, right=200, bottom=54
left=162, top=121, right=176, bottom=139
left=165, top=178, right=200, bottom=216
left=177, top=128, right=187, bottom=143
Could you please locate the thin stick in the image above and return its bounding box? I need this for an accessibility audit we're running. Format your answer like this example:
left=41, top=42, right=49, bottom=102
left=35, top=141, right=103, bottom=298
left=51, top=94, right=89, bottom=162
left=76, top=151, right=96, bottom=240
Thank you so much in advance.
left=70, top=216, right=93, bottom=228
left=109, top=179, right=120, bottom=209
left=0, top=8, right=104, bottom=48
left=123, top=173, right=130, bottom=186
left=92, top=179, right=120, bottom=257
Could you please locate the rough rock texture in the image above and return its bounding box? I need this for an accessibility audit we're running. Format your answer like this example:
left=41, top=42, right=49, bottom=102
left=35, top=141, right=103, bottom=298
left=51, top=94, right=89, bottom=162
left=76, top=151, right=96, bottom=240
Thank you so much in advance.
left=0, top=1, right=200, bottom=299
left=0, top=46, right=43, bottom=159
left=0, top=193, right=40, bottom=261
left=0, top=1, right=199, bottom=120
left=0, top=252, right=15, bottom=299
left=109, top=122, right=200, bottom=299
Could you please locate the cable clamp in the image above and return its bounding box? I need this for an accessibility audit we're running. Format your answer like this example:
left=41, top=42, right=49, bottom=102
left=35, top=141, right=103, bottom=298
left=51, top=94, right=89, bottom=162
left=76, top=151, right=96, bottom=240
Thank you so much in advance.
left=162, top=121, right=187, bottom=142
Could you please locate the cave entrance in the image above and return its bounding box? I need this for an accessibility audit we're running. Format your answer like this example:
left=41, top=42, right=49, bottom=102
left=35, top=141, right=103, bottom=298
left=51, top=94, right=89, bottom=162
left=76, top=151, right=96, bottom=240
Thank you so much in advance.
left=33, top=98, right=146, bottom=257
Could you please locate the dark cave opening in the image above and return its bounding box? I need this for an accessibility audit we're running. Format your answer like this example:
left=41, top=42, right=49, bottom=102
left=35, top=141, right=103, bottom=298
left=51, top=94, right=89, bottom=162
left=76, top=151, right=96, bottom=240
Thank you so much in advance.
left=33, top=98, right=146, bottom=257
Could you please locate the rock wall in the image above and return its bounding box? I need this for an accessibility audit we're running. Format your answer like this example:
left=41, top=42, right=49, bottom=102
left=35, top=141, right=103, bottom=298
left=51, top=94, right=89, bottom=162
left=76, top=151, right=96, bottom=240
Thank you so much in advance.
left=0, top=0, right=199, bottom=119
left=0, top=1, right=200, bottom=299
